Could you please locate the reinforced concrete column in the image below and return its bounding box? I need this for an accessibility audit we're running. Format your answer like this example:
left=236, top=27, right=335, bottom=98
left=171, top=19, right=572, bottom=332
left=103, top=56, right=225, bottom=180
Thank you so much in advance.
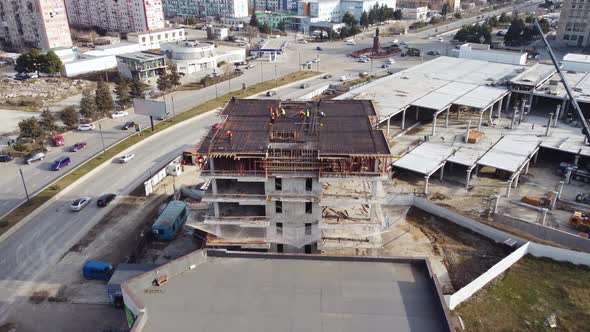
left=506, top=180, right=513, bottom=198
left=511, top=106, right=517, bottom=129
left=465, top=169, right=472, bottom=189
left=540, top=208, right=549, bottom=226
left=465, top=121, right=471, bottom=143
left=527, top=91, right=534, bottom=115
left=439, top=163, right=445, bottom=181
left=554, top=104, right=561, bottom=127
left=445, top=107, right=450, bottom=128
left=545, top=113, right=553, bottom=136
left=504, top=92, right=512, bottom=113
left=432, top=114, right=437, bottom=136
left=424, top=175, right=430, bottom=194
left=416, top=106, right=420, bottom=121
left=550, top=191, right=558, bottom=210
left=560, top=99, right=568, bottom=120
left=214, top=202, right=220, bottom=217
left=497, top=98, right=503, bottom=121
left=493, top=195, right=501, bottom=213
left=513, top=172, right=520, bottom=188
left=524, top=161, right=530, bottom=175
left=478, top=111, right=484, bottom=131
left=557, top=181, right=565, bottom=199
left=488, top=105, right=493, bottom=121
left=386, top=117, right=391, bottom=136
left=401, top=108, right=407, bottom=129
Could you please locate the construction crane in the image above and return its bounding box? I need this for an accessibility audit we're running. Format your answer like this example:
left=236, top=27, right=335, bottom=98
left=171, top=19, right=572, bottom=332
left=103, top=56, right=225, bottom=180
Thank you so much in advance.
left=534, top=19, right=590, bottom=143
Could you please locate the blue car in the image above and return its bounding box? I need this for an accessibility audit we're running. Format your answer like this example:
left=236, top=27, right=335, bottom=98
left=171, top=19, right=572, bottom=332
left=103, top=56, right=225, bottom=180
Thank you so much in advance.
left=51, top=156, right=71, bottom=171
left=83, top=260, right=114, bottom=281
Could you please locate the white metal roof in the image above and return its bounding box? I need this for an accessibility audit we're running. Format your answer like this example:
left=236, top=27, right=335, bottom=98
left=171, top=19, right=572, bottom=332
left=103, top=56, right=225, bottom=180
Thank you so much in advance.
left=563, top=53, right=590, bottom=63
left=392, top=142, right=456, bottom=175
left=453, top=86, right=510, bottom=110
left=477, top=138, right=539, bottom=173
left=510, top=63, right=556, bottom=87
left=411, top=82, right=478, bottom=111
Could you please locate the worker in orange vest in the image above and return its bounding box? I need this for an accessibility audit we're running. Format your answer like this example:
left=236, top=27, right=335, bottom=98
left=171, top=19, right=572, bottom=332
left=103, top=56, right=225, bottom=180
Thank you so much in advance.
left=226, top=130, right=232, bottom=139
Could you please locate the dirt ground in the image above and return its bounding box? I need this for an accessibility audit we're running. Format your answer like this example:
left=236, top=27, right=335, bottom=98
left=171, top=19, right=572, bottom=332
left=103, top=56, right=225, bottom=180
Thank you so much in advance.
left=0, top=78, right=94, bottom=111
left=454, top=255, right=590, bottom=332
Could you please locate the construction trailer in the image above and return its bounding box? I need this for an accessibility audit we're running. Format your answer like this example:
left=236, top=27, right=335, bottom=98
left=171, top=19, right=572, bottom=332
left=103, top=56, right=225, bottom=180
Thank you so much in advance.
left=187, top=98, right=392, bottom=253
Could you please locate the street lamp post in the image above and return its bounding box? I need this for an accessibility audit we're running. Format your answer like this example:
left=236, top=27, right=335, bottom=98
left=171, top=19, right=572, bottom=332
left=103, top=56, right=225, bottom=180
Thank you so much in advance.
left=19, top=169, right=29, bottom=202
left=260, top=63, right=264, bottom=83
left=98, top=122, right=106, bottom=155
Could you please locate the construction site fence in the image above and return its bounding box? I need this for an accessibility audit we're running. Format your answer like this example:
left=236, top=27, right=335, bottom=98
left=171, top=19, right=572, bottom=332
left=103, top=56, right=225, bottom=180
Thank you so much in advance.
left=493, top=213, right=590, bottom=253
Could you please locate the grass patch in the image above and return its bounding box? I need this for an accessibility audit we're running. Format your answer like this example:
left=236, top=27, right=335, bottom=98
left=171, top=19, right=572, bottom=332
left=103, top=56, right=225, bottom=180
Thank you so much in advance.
left=0, top=96, right=43, bottom=112
left=0, top=71, right=319, bottom=237
left=454, top=255, right=590, bottom=331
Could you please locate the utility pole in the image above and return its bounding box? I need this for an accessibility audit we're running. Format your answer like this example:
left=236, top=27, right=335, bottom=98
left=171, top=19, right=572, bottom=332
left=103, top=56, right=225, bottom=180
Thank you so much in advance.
left=98, top=122, right=106, bottom=155
left=215, top=82, right=218, bottom=98
left=171, top=94, right=176, bottom=118
left=19, top=169, right=29, bottom=202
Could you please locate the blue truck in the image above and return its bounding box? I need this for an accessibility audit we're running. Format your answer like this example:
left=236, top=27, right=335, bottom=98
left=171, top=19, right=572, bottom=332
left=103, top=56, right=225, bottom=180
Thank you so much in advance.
left=152, top=201, right=188, bottom=240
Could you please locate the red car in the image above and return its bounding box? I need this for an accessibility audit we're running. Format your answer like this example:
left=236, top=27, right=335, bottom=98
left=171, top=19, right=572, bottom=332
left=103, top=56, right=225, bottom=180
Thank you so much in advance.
left=71, top=142, right=87, bottom=152
left=53, top=135, right=65, bottom=146
left=212, top=123, right=222, bottom=130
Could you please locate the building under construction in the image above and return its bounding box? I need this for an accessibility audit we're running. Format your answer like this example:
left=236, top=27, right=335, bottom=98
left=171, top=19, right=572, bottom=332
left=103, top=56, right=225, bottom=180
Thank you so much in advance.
left=189, top=98, right=391, bottom=253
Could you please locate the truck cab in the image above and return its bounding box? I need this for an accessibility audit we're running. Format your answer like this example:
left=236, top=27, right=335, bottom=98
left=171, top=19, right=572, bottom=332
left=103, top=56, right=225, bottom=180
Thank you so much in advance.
left=83, top=260, right=114, bottom=281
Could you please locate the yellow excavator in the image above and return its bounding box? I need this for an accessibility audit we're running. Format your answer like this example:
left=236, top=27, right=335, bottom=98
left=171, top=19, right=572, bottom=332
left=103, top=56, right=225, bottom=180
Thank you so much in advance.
left=568, top=211, right=590, bottom=234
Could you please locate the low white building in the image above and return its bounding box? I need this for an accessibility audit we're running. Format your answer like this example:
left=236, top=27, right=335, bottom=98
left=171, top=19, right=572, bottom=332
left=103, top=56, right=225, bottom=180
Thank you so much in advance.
left=61, top=42, right=142, bottom=77
left=401, top=7, right=428, bottom=21
left=562, top=53, right=590, bottom=73
left=161, top=41, right=246, bottom=74
left=459, top=43, right=527, bottom=66
left=127, top=28, right=187, bottom=51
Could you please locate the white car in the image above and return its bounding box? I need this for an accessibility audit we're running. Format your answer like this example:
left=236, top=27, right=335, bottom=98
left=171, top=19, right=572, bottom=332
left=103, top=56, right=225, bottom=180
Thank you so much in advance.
left=346, top=40, right=356, bottom=45
left=70, top=197, right=92, bottom=212
left=111, top=110, right=129, bottom=118
left=387, top=58, right=396, bottom=64
left=438, top=38, right=444, bottom=42
left=78, top=124, right=96, bottom=131
left=392, top=39, right=399, bottom=44
left=399, top=41, right=407, bottom=46
left=119, top=153, right=136, bottom=163
left=312, top=58, right=320, bottom=63
left=298, top=40, right=308, bottom=44
left=340, top=76, right=349, bottom=82
left=358, top=58, right=369, bottom=63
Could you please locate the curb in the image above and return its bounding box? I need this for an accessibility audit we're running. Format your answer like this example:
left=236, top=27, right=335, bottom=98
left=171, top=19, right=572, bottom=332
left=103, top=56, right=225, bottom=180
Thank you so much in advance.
left=0, top=112, right=213, bottom=244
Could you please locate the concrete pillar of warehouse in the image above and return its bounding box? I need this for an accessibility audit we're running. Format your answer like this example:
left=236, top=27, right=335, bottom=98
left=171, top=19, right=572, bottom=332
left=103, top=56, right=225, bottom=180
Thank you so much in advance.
left=560, top=99, right=568, bottom=119
left=513, top=172, right=520, bottom=188
left=488, top=105, right=493, bottom=121
left=557, top=181, right=565, bottom=199
left=401, top=108, right=407, bottom=129
left=386, top=117, right=391, bottom=136
left=445, top=107, right=450, bottom=128
left=504, top=93, right=512, bottom=114
left=465, top=169, right=472, bottom=190
left=540, top=208, right=549, bottom=226
left=524, top=161, right=530, bottom=175
left=550, top=191, right=558, bottom=210
left=554, top=104, right=561, bottom=127
left=432, top=114, right=437, bottom=136
left=493, top=195, right=501, bottom=214
left=424, top=175, right=430, bottom=195
left=439, top=164, right=445, bottom=181
left=416, top=106, right=420, bottom=121
left=497, top=98, right=503, bottom=122
left=478, top=111, right=483, bottom=131
left=506, top=180, right=513, bottom=198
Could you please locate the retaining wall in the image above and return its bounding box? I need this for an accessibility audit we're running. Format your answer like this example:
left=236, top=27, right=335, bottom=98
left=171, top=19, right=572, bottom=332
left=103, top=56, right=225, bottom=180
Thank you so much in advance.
left=494, top=213, right=590, bottom=253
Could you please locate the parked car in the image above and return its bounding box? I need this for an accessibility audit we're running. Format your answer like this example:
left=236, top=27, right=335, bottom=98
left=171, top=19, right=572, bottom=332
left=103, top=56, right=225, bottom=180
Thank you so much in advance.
left=245, top=64, right=256, bottom=69
left=51, top=156, right=71, bottom=171
left=382, top=64, right=390, bottom=68
left=438, top=38, right=444, bottom=42
left=323, top=74, right=333, bottom=79
left=427, top=50, right=441, bottom=56
left=340, top=76, right=349, bottom=82
left=212, top=123, right=222, bottom=130
left=298, top=40, right=308, bottom=44
left=359, top=72, right=369, bottom=78
left=70, top=197, right=92, bottom=211
left=122, top=121, right=135, bottom=130
left=496, top=31, right=505, bottom=36
left=78, top=124, right=95, bottom=131
left=97, top=193, right=117, bottom=207
left=266, top=90, right=277, bottom=97
left=399, top=41, right=407, bottom=46
left=386, top=58, right=395, bottom=64
left=391, top=43, right=399, bottom=48
left=207, top=71, right=221, bottom=78
left=111, top=110, right=129, bottom=118
left=0, top=154, right=14, bottom=162
left=14, top=72, right=37, bottom=80
left=316, top=46, right=323, bottom=51
left=53, top=135, right=65, bottom=146
left=312, top=58, right=320, bottom=63
left=24, top=152, right=45, bottom=164
left=392, top=39, right=399, bottom=44
left=119, top=154, right=135, bottom=163
left=83, top=260, right=114, bottom=281
left=358, top=58, right=369, bottom=63
left=300, top=83, right=310, bottom=89
left=346, top=40, right=356, bottom=45
left=71, top=142, right=87, bottom=152
left=235, top=68, right=244, bottom=74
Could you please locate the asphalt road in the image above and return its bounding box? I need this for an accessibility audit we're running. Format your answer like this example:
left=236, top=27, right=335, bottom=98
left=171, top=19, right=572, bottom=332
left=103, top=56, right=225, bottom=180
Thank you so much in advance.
left=0, top=0, right=546, bottom=323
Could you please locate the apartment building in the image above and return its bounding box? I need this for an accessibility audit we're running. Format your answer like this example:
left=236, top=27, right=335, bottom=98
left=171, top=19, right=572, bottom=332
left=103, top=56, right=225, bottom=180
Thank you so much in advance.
left=65, top=0, right=165, bottom=34
left=297, top=0, right=396, bottom=22
left=556, top=0, right=590, bottom=47
left=0, top=0, right=72, bottom=51
left=127, top=28, right=186, bottom=50
left=191, top=98, right=391, bottom=253
left=398, top=0, right=459, bottom=11
left=250, top=0, right=298, bottom=11
left=163, top=0, right=248, bottom=18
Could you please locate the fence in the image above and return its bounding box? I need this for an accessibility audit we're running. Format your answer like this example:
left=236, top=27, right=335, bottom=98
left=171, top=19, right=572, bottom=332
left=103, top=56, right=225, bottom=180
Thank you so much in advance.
left=143, top=156, right=182, bottom=196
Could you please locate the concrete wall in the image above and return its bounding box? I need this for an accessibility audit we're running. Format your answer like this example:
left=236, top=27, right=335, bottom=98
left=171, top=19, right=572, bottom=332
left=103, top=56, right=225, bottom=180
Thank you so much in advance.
left=63, top=55, right=117, bottom=77
left=494, top=213, right=590, bottom=253
left=459, top=44, right=527, bottom=65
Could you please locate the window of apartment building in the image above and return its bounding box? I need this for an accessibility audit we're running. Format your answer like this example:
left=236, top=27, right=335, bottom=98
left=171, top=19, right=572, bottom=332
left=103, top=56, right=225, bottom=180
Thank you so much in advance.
left=305, top=202, right=312, bottom=214
left=305, top=223, right=312, bottom=235
left=276, top=222, right=283, bottom=235
left=276, top=201, right=282, bottom=213
left=277, top=244, right=284, bottom=252
left=305, top=178, right=312, bottom=191
left=275, top=178, right=282, bottom=191
left=305, top=245, right=312, bottom=254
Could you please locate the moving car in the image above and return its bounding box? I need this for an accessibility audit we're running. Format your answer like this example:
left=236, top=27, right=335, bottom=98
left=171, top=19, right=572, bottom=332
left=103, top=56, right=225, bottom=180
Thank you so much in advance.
left=438, top=38, right=444, bottom=42
left=427, top=50, right=441, bottom=55
left=97, top=193, right=117, bottom=207
left=70, top=197, right=92, bottom=211
left=381, top=64, right=390, bottom=68
left=82, top=260, right=113, bottom=281
left=14, top=72, right=38, bottom=80
left=496, top=31, right=505, bottom=36
left=311, top=58, right=320, bottom=63
left=386, top=58, right=395, bottom=64
left=212, top=123, right=222, bottom=130
left=51, top=156, right=71, bottom=171
left=359, top=72, right=369, bottom=78
left=399, top=41, right=407, bottom=46
left=266, top=90, right=277, bottom=97
left=300, top=83, right=310, bottom=89
left=346, top=40, right=356, bottom=45
left=78, top=124, right=95, bottom=131
left=392, top=39, right=399, bottom=44
left=0, top=154, right=13, bottom=162
left=340, top=76, right=349, bottom=82
left=24, top=152, right=45, bottom=164
left=207, top=71, right=221, bottom=78
left=235, top=68, right=244, bottom=74
left=245, top=64, right=256, bottom=69
left=53, top=135, right=65, bottom=146
left=358, top=58, right=369, bottom=63
left=119, top=153, right=135, bottom=163
left=71, top=142, right=87, bottom=152
left=111, top=110, right=129, bottom=118
left=316, top=46, right=323, bottom=51
left=122, top=121, right=135, bottom=130
left=298, top=40, right=308, bottom=44
left=323, top=74, right=333, bottom=79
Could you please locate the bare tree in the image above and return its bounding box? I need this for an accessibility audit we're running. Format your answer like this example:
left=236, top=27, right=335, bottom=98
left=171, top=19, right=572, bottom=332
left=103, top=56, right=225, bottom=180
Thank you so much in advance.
left=246, top=26, right=259, bottom=44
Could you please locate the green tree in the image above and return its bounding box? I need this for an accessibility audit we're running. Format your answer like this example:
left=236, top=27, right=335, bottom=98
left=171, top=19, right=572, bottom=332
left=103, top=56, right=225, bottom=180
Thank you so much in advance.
left=342, top=12, right=357, bottom=27
left=15, top=49, right=44, bottom=75
left=39, top=108, right=58, bottom=133
left=157, top=71, right=171, bottom=92
left=368, top=9, right=376, bottom=25
left=488, top=16, right=499, bottom=27
left=504, top=18, right=526, bottom=46
left=60, top=106, right=79, bottom=129
left=441, top=3, right=449, bottom=16
left=18, top=117, right=44, bottom=141
left=499, top=13, right=510, bottom=23
left=250, top=12, right=259, bottom=27
left=95, top=80, right=114, bottom=115
left=130, top=79, right=147, bottom=99
left=186, top=17, right=197, bottom=25
left=259, top=23, right=271, bottom=34
left=79, top=90, right=97, bottom=119
left=538, top=18, right=550, bottom=33
left=115, top=80, right=131, bottom=107
left=277, top=19, right=286, bottom=32
left=40, top=51, right=63, bottom=76
left=393, top=9, right=403, bottom=20
left=360, top=12, right=369, bottom=28
left=168, top=63, right=181, bottom=88
left=525, top=14, right=536, bottom=23
left=454, top=23, right=492, bottom=44
left=454, top=11, right=462, bottom=19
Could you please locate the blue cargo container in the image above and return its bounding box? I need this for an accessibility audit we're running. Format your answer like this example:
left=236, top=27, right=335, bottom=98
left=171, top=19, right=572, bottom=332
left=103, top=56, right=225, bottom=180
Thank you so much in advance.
left=83, top=260, right=114, bottom=281
left=152, top=201, right=188, bottom=240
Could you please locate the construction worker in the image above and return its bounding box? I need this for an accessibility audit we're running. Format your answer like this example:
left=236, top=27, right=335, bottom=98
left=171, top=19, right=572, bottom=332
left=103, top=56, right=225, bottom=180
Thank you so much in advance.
left=281, top=107, right=286, bottom=117
left=226, top=130, right=232, bottom=139
left=319, top=111, right=326, bottom=118
left=299, top=110, right=305, bottom=119
left=306, top=109, right=310, bottom=117
left=270, top=113, right=275, bottom=124
left=274, top=108, right=279, bottom=118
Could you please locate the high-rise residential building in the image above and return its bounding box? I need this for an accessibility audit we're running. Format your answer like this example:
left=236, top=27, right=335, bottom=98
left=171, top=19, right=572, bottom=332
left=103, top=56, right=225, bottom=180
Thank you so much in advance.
left=65, top=0, right=165, bottom=34
left=250, top=0, right=298, bottom=12
left=163, top=0, right=248, bottom=18
left=556, top=0, right=590, bottom=48
left=297, top=0, right=396, bottom=23
left=0, top=0, right=72, bottom=51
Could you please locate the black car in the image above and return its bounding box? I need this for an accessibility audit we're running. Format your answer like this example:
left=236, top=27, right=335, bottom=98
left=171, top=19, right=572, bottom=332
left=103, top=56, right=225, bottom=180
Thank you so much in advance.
left=97, top=193, right=117, bottom=207
left=316, top=46, right=323, bottom=51
left=122, top=121, right=135, bottom=130
left=0, top=154, right=13, bottom=162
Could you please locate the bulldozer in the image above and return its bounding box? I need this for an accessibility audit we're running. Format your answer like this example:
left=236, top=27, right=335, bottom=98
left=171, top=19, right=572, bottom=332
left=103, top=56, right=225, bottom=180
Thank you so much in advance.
left=568, top=211, right=590, bottom=234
